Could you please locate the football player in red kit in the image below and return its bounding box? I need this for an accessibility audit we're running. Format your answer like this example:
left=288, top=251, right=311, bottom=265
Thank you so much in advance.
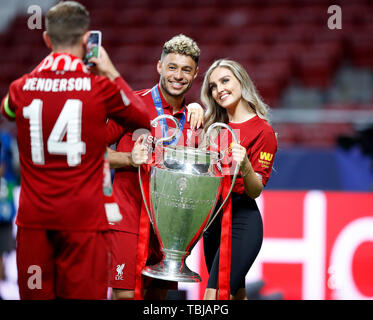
left=0, top=1, right=149, bottom=300
left=103, top=34, right=203, bottom=300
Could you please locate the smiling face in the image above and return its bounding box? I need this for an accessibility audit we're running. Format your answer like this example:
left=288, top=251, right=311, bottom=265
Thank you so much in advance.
left=157, top=53, right=198, bottom=99
left=208, top=67, right=243, bottom=110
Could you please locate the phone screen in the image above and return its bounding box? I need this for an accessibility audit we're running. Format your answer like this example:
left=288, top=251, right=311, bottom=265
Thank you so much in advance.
left=84, top=31, right=101, bottom=66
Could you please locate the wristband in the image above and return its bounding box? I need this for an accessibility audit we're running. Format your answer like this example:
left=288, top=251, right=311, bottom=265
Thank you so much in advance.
left=4, top=95, right=15, bottom=118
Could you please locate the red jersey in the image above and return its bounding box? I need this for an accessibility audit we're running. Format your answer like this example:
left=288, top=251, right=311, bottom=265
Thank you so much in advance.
left=0, top=53, right=150, bottom=231
left=106, top=84, right=201, bottom=234
left=223, top=115, right=277, bottom=194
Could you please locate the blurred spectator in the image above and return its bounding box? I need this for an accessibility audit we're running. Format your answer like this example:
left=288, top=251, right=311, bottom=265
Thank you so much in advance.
left=0, top=125, right=19, bottom=299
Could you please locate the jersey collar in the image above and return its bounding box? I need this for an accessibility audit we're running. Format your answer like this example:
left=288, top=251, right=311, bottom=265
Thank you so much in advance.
left=156, top=84, right=186, bottom=117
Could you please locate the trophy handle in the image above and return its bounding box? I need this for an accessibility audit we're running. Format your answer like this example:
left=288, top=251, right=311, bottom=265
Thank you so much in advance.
left=204, top=122, right=240, bottom=231
left=150, top=114, right=180, bottom=147
left=138, top=115, right=181, bottom=226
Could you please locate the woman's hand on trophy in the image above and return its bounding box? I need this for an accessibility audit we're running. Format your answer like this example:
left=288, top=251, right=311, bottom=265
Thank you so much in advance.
left=186, top=103, right=204, bottom=130
left=130, top=134, right=149, bottom=167
left=231, top=142, right=251, bottom=173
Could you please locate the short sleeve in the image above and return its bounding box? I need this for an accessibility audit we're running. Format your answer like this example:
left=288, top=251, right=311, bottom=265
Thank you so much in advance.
left=249, top=128, right=277, bottom=186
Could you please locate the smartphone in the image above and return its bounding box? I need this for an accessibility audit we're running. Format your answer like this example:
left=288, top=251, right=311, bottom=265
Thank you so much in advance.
left=84, top=30, right=101, bottom=66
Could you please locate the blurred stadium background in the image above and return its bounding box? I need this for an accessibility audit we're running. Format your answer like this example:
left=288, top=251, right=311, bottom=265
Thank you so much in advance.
left=0, top=0, right=372, bottom=300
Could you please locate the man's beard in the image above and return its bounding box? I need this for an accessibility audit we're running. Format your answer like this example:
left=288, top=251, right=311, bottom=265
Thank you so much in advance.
left=160, top=76, right=192, bottom=99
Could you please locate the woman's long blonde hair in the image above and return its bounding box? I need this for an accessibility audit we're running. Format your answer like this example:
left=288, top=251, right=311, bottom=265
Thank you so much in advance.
left=201, top=59, right=270, bottom=133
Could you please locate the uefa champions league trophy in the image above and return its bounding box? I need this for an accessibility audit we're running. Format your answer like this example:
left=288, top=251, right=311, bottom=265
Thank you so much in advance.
left=139, top=115, right=239, bottom=282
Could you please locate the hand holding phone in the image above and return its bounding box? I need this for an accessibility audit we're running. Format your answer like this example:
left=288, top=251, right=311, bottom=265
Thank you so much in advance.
left=84, top=30, right=101, bottom=66
left=87, top=46, right=120, bottom=81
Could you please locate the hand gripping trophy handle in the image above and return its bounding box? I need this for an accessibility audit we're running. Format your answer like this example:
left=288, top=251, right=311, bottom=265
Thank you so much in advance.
left=138, top=115, right=180, bottom=225
left=203, top=122, right=240, bottom=231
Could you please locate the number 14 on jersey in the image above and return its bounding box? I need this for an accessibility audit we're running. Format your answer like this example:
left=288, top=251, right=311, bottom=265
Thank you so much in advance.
left=23, top=99, right=86, bottom=166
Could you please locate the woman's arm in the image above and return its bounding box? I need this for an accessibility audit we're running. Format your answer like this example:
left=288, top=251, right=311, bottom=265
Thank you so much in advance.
left=239, top=156, right=264, bottom=199
left=231, top=143, right=264, bottom=199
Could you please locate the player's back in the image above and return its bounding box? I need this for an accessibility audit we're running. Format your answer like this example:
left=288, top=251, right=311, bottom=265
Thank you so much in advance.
left=8, top=53, right=128, bottom=230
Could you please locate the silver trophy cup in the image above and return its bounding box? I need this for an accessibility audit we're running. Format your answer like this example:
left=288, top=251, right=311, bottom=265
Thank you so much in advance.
left=139, top=115, right=239, bottom=282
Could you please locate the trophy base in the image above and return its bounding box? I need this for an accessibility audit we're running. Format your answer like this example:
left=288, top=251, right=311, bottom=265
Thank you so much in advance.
left=142, top=260, right=201, bottom=283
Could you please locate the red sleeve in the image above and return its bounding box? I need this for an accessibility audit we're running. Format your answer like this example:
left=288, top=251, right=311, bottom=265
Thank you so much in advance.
left=249, top=128, right=277, bottom=186
left=98, top=76, right=150, bottom=130
left=112, top=76, right=150, bottom=130
left=1, top=81, right=18, bottom=121
left=106, top=119, right=126, bottom=145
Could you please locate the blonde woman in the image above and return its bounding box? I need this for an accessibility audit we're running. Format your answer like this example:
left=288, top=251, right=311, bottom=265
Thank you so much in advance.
left=201, top=59, right=278, bottom=300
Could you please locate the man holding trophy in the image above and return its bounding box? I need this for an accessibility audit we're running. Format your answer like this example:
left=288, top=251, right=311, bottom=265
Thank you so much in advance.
left=104, top=34, right=204, bottom=300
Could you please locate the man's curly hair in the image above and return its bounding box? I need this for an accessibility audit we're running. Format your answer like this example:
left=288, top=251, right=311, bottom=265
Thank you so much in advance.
left=161, top=34, right=200, bottom=65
